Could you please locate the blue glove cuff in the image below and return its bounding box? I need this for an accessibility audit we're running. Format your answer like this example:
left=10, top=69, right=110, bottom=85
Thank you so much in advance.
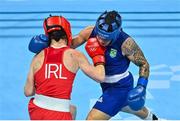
left=137, top=77, right=148, bottom=88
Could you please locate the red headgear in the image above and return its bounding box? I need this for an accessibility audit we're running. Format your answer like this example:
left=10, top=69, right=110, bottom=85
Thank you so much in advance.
left=43, top=15, right=72, bottom=46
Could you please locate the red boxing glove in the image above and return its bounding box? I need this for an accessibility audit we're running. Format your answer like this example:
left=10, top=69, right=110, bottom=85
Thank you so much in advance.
left=85, top=38, right=106, bottom=66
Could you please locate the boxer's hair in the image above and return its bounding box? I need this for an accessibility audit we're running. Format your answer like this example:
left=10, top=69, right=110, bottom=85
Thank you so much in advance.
left=48, top=29, right=68, bottom=43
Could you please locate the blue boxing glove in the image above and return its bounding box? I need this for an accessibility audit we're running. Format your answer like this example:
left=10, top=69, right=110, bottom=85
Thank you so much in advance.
left=127, top=77, right=148, bottom=111
left=28, top=34, right=49, bottom=53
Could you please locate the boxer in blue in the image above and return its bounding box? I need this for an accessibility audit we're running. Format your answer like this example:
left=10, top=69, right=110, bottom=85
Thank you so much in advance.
left=28, top=11, right=159, bottom=120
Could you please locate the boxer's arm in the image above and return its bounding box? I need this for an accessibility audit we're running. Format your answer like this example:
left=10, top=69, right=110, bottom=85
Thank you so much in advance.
left=70, top=104, right=77, bottom=120
left=122, top=37, right=149, bottom=111
left=71, top=26, right=94, bottom=49
left=24, top=58, right=35, bottom=97
left=73, top=50, right=105, bottom=82
left=121, top=37, right=149, bottom=79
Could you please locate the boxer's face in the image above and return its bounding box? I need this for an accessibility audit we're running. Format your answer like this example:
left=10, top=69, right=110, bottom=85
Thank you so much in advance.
left=96, top=36, right=111, bottom=47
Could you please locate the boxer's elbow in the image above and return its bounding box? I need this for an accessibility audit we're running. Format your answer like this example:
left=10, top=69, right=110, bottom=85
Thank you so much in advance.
left=24, top=86, right=35, bottom=97
left=97, top=71, right=105, bottom=82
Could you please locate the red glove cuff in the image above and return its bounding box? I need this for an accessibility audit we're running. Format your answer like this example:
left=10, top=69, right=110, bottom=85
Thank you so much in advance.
left=92, top=55, right=105, bottom=66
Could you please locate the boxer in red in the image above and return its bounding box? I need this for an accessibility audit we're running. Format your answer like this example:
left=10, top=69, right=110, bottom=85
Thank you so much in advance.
left=24, top=15, right=105, bottom=120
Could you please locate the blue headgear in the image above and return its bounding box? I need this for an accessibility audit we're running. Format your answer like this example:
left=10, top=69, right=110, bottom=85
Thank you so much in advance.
left=95, top=10, right=122, bottom=44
